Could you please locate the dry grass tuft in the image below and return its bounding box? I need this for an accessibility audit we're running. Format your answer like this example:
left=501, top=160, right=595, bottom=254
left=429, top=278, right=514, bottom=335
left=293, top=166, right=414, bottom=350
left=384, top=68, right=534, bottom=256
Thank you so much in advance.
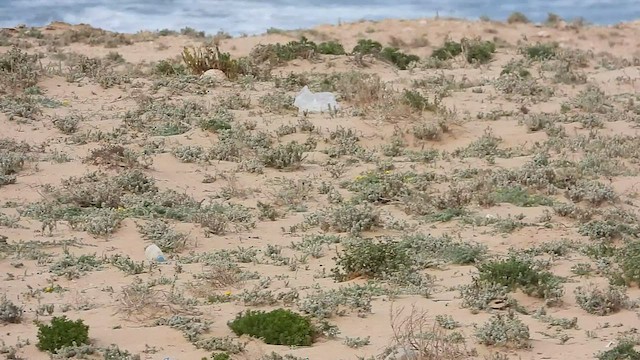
left=116, top=279, right=197, bottom=321
left=385, top=304, right=469, bottom=360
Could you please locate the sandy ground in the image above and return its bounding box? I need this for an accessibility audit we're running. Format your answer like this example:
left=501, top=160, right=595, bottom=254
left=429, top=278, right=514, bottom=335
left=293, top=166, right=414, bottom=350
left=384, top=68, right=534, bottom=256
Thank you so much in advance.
left=1, top=15, right=640, bottom=360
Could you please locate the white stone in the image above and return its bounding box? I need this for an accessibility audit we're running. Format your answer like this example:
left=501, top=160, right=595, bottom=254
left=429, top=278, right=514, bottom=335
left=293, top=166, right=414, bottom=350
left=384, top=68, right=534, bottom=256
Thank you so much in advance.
left=384, top=345, right=419, bottom=360
left=201, top=69, right=227, bottom=82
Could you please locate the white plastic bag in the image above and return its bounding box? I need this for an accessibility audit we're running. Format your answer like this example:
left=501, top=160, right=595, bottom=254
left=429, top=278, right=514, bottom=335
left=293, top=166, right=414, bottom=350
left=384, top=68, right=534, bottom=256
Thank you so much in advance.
left=293, top=86, right=339, bottom=113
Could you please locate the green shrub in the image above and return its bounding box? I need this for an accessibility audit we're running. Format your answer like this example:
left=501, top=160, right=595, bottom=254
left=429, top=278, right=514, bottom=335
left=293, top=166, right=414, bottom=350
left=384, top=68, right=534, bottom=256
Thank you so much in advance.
left=463, top=38, right=496, bottom=64
left=491, top=186, right=554, bottom=207
left=332, top=238, right=409, bottom=281
left=259, top=141, right=307, bottom=170
left=182, top=45, right=243, bottom=79
left=380, top=47, right=419, bottom=69
left=345, top=169, right=412, bottom=204
left=36, top=316, right=90, bottom=352
left=313, top=203, right=382, bottom=235
left=431, top=41, right=462, bottom=60
left=403, top=90, right=430, bottom=111
left=620, top=241, right=640, bottom=285
left=501, top=59, right=531, bottom=77
left=277, top=36, right=318, bottom=61
left=228, top=309, right=315, bottom=346
left=137, top=219, right=187, bottom=252
left=259, top=91, right=295, bottom=113
left=154, top=59, right=186, bottom=76
left=459, top=279, right=509, bottom=311
left=0, top=46, right=41, bottom=94
left=53, top=114, right=81, bottom=134
left=523, top=42, right=558, bottom=60
left=251, top=37, right=318, bottom=65
left=545, top=13, right=563, bottom=25
left=447, top=242, right=488, bottom=264
left=507, top=12, right=530, bottom=24
left=477, top=257, right=563, bottom=303
left=596, top=341, right=640, bottom=360
left=351, top=40, right=418, bottom=69
left=352, top=39, right=382, bottom=55
left=317, top=41, right=346, bottom=55
left=200, top=108, right=233, bottom=132
left=211, top=353, right=231, bottom=360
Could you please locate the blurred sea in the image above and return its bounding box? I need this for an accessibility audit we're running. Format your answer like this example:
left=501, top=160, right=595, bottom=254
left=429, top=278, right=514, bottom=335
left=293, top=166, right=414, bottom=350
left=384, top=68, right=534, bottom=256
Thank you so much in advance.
left=0, top=0, right=638, bottom=36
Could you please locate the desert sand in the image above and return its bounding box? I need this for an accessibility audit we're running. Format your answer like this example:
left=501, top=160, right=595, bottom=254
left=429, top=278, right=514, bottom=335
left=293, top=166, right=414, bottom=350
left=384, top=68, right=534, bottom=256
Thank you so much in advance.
left=1, top=13, right=640, bottom=360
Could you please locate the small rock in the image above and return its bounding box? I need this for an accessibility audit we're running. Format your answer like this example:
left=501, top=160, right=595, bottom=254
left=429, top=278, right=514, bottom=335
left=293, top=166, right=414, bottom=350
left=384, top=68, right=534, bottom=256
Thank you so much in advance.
left=201, top=69, right=227, bottom=82
left=384, top=344, right=418, bottom=360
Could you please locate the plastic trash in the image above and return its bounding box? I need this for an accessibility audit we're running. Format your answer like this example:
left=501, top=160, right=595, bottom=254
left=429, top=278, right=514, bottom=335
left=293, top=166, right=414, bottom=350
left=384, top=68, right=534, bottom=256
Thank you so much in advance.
left=145, top=244, right=166, bottom=263
left=293, top=85, right=339, bottom=113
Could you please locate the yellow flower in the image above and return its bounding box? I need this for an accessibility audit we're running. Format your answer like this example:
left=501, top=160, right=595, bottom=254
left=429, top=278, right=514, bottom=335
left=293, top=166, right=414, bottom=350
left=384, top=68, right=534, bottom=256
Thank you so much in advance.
left=224, top=291, right=232, bottom=296
left=44, top=286, right=53, bottom=293
left=384, top=170, right=392, bottom=174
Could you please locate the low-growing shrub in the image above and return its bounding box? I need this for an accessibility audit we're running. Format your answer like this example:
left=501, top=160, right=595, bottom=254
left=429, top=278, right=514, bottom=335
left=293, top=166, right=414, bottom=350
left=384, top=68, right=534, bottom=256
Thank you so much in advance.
left=491, top=186, right=554, bottom=207
left=251, top=36, right=317, bottom=65
left=477, top=257, right=563, bottom=303
left=352, top=39, right=382, bottom=55
left=0, top=46, right=41, bottom=94
left=507, top=12, right=530, bottom=24
left=459, top=279, right=509, bottom=312
left=312, top=203, right=382, bottom=235
left=259, top=141, right=307, bottom=170
left=343, top=336, right=370, bottom=348
left=596, top=341, right=640, bottom=360
left=574, top=285, right=629, bottom=315
left=431, top=41, right=462, bottom=60
left=565, top=180, right=617, bottom=205
left=297, top=283, right=381, bottom=319
left=137, top=219, right=187, bottom=252
left=53, top=114, right=82, bottom=134
left=402, top=90, right=439, bottom=112
left=153, top=59, right=185, bottom=76
left=172, top=145, right=207, bottom=163
left=463, top=38, right=496, bottom=64
left=475, top=312, right=530, bottom=349
left=621, top=240, right=640, bottom=285
left=0, top=295, right=23, bottom=323
left=200, top=108, right=233, bottom=132
left=37, top=316, right=90, bottom=352
left=523, top=42, right=558, bottom=60
left=317, top=41, right=346, bottom=55
left=332, top=238, right=409, bottom=281
left=182, top=45, right=243, bottom=79
left=379, top=47, right=419, bottom=70
left=228, top=309, right=316, bottom=346
left=351, top=39, right=418, bottom=69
